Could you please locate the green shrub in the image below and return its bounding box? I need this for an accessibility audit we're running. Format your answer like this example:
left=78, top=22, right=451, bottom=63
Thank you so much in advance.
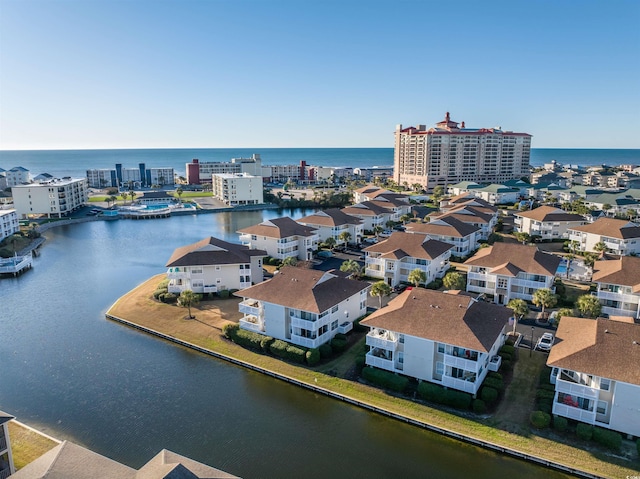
left=535, top=389, right=555, bottom=400
left=218, top=289, right=230, bottom=299
left=480, top=386, right=498, bottom=404
left=334, top=333, right=347, bottom=341
left=592, top=427, right=622, bottom=451
left=487, top=372, right=503, bottom=381
left=285, top=344, right=307, bottom=364
left=426, top=278, right=443, bottom=290
left=498, top=351, right=512, bottom=362
left=361, top=367, right=408, bottom=393
left=418, top=382, right=446, bottom=403
left=539, top=383, right=556, bottom=392
left=306, top=348, right=321, bottom=366
left=153, top=288, right=168, bottom=300
left=553, top=416, right=568, bottom=432
left=530, top=411, right=551, bottom=429
left=483, top=376, right=504, bottom=392
left=354, top=354, right=366, bottom=372
left=500, top=344, right=516, bottom=355
left=444, top=389, right=472, bottom=409
left=229, top=288, right=239, bottom=295
left=236, top=329, right=268, bottom=351
left=157, top=278, right=169, bottom=289
left=536, top=399, right=553, bottom=414
left=259, top=336, right=274, bottom=352
left=222, top=323, right=239, bottom=339
left=269, top=340, right=289, bottom=358
left=539, top=367, right=552, bottom=385
left=576, top=423, right=594, bottom=441
left=331, top=337, right=348, bottom=353
left=353, top=317, right=367, bottom=333
left=500, top=360, right=512, bottom=372
left=472, top=399, right=487, bottom=414
left=319, top=343, right=333, bottom=358
left=162, top=292, right=178, bottom=303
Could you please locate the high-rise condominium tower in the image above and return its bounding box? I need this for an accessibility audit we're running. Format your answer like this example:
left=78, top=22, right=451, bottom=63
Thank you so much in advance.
left=393, top=113, right=531, bottom=191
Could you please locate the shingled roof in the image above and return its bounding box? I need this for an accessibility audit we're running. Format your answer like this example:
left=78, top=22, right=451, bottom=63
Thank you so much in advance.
left=405, top=216, right=480, bottom=238
left=568, top=218, right=640, bottom=240
left=234, top=266, right=369, bottom=313
left=360, top=289, right=511, bottom=352
left=464, top=243, right=560, bottom=276
left=297, top=208, right=363, bottom=227
left=592, top=256, right=640, bottom=292
left=547, top=317, right=640, bottom=386
left=363, top=232, right=454, bottom=260
left=237, top=216, right=318, bottom=238
left=166, top=237, right=266, bottom=267
left=341, top=201, right=390, bottom=217
left=514, top=206, right=585, bottom=223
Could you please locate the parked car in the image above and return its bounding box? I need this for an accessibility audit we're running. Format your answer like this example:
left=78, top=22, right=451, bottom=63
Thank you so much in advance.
left=536, top=332, right=554, bottom=352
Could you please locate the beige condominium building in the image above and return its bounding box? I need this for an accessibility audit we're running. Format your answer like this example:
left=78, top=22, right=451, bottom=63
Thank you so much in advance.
left=12, top=177, right=88, bottom=219
left=212, top=172, right=264, bottom=206
left=394, top=112, right=531, bottom=191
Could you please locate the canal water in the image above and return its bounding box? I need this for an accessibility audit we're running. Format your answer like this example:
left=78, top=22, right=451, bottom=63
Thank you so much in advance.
left=0, top=210, right=568, bottom=479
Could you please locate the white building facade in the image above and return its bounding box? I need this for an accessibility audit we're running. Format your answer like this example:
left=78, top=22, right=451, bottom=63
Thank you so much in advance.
left=592, top=256, right=640, bottom=319
left=361, top=289, right=511, bottom=395
left=5, top=167, right=30, bottom=187
left=296, top=209, right=363, bottom=246
left=0, top=209, right=19, bottom=242
left=236, top=267, right=370, bottom=348
left=238, top=217, right=319, bottom=261
left=212, top=173, right=264, bottom=206
left=12, top=178, right=88, bottom=219
left=514, top=206, right=586, bottom=240
left=568, top=218, right=640, bottom=255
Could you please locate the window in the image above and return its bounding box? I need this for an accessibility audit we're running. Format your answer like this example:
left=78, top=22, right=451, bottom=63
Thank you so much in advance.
left=600, top=378, right=610, bottom=391
left=437, top=343, right=445, bottom=353
left=331, top=320, right=338, bottom=330
left=596, top=401, right=607, bottom=415
left=331, top=305, right=339, bottom=313
left=436, top=362, right=444, bottom=375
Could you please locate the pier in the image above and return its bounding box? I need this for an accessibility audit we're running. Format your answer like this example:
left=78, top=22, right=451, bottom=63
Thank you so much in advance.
left=0, top=252, right=33, bottom=277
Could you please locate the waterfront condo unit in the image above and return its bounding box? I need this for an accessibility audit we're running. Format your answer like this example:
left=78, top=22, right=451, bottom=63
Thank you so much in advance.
left=238, top=217, right=319, bottom=261
left=592, top=256, right=640, bottom=319
left=363, top=232, right=453, bottom=287
left=166, top=237, right=267, bottom=295
left=211, top=172, right=264, bottom=206
left=567, top=218, right=640, bottom=255
left=0, top=209, right=19, bottom=242
left=514, top=206, right=586, bottom=240
left=0, top=411, right=15, bottom=479
left=432, top=197, right=499, bottom=241
left=548, top=316, right=640, bottom=438
left=352, top=186, right=410, bottom=205
left=5, top=166, right=30, bottom=187
left=464, top=243, right=560, bottom=305
left=296, top=208, right=364, bottom=246
left=11, top=177, right=88, bottom=219
left=340, top=201, right=394, bottom=231
left=360, top=289, right=511, bottom=395
left=405, top=216, right=480, bottom=257
left=393, top=112, right=531, bottom=191
left=235, top=266, right=370, bottom=348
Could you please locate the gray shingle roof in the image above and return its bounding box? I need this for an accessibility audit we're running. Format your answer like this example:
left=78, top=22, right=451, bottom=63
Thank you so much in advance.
left=166, top=237, right=266, bottom=267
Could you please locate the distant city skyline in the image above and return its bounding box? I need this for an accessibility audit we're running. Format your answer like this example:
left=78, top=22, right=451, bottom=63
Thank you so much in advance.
left=1, top=0, right=638, bottom=150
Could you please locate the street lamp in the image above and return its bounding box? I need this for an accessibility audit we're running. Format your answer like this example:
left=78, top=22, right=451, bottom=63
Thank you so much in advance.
left=530, top=326, right=535, bottom=357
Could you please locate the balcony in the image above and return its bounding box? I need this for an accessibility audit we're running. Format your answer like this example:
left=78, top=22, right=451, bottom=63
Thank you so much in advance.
left=366, top=329, right=399, bottom=349
left=365, top=351, right=400, bottom=372
left=239, top=315, right=264, bottom=333
left=239, top=300, right=261, bottom=315
left=337, top=321, right=353, bottom=334
left=552, top=402, right=596, bottom=424
left=442, top=374, right=477, bottom=394
left=444, top=354, right=479, bottom=372
left=488, top=355, right=502, bottom=372
left=597, top=290, right=640, bottom=305
left=167, top=270, right=187, bottom=279
left=555, top=373, right=599, bottom=400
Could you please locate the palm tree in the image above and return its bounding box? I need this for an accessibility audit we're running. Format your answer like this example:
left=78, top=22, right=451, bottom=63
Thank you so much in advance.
left=176, top=187, right=184, bottom=203
left=109, top=195, right=118, bottom=208
left=324, top=236, right=336, bottom=250
left=400, top=214, right=411, bottom=225
left=179, top=290, right=201, bottom=319
left=281, top=256, right=298, bottom=267
left=532, top=288, right=558, bottom=318
left=373, top=225, right=383, bottom=239
left=583, top=252, right=599, bottom=268
left=564, top=253, right=575, bottom=278
left=507, top=298, right=529, bottom=335
left=338, top=231, right=351, bottom=247
left=602, top=203, right=612, bottom=216
left=514, top=232, right=531, bottom=244
left=370, top=281, right=392, bottom=309
left=340, top=259, right=362, bottom=279
left=593, top=241, right=607, bottom=254
left=576, top=294, right=602, bottom=318
left=407, top=268, right=426, bottom=288
left=385, top=220, right=395, bottom=231
left=442, top=271, right=465, bottom=290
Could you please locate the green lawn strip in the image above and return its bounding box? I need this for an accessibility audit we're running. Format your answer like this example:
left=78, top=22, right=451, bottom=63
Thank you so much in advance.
left=172, top=191, right=212, bottom=198
left=119, top=315, right=636, bottom=478
left=88, top=196, right=108, bottom=202
left=8, top=421, right=59, bottom=470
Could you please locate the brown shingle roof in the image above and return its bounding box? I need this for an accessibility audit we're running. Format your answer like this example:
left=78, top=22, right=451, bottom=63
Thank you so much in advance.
left=514, top=206, right=585, bottom=223
left=237, top=216, right=318, bottom=238
left=360, top=289, right=511, bottom=352
left=166, top=237, right=266, bottom=267
left=234, top=266, right=369, bottom=313
left=363, top=232, right=454, bottom=260
left=547, top=317, right=640, bottom=386
left=463, top=243, right=561, bottom=276
left=341, top=201, right=390, bottom=216
left=432, top=205, right=495, bottom=225
left=592, top=256, right=640, bottom=292
left=568, top=218, right=640, bottom=240
left=406, top=216, right=480, bottom=238
left=297, top=208, right=363, bottom=227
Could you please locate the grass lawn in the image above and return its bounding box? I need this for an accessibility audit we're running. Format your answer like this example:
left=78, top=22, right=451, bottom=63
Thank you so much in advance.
left=106, top=276, right=640, bottom=478
left=8, top=421, right=59, bottom=470
left=560, top=281, right=591, bottom=305
left=173, top=191, right=212, bottom=198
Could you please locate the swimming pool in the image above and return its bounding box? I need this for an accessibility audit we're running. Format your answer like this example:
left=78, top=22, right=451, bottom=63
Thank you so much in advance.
left=145, top=204, right=169, bottom=210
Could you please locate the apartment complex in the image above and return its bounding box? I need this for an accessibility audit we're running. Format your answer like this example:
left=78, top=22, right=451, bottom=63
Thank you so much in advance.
left=5, top=167, right=30, bottom=187
left=393, top=112, right=531, bottom=191
left=238, top=217, right=319, bottom=261
left=568, top=218, right=640, bottom=255
left=86, top=163, right=175, bottom=188
left=0, top=209, right=19, bottom=242
left=185, top=154, right=267, bottom=185
left=592, top=256, right=640, bottom=319
left=12, top=177, right=88, bottom=219
left=211, top=173, right=264, bottom=206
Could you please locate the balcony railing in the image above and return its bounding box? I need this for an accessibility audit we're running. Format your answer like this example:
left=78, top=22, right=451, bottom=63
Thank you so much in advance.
left=239, top=300, right=261, bottom=315
left=366, top=330, right=399, bottom=349
left=442, top=375, right=478, bottom=394
left=597, top=290, right=640, bottom=305
left=488, top=355, right=502, bottom=372
left=365, top=352, right=399, bottom=372
left=444, top=354, right=479, bottom=372
left=0, top=467, right=11, bottom=479
left=555, top=375, right=599, bottom=400
left=239, top=315, right=264, bottom=333
left=552, top=402, right=596, bottom=424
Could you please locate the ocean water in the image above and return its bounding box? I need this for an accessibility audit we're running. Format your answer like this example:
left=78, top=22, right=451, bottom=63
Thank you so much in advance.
left=1, top=147, right=639, bottom=179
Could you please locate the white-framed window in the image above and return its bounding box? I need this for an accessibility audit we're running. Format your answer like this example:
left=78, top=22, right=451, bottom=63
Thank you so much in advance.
left=600, top=378, right=610, bottom=391
left=596, top=400, right=607, bottom=415
left=436, top=362, right=444, bottom=375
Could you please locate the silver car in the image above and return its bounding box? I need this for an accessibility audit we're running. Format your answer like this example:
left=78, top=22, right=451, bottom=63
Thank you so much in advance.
left=536, top=332, right=554, bottom=351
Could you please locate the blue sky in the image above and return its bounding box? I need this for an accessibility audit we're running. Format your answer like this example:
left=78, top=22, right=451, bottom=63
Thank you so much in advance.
left=1, top=0, right=638, bottom=149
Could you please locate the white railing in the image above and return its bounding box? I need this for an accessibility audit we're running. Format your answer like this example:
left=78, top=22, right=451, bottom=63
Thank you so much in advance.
left=166, top=270, right=187, bottom=279
left=512, top=278, right=551, bottom=290
left=0, top=253, right=32, bottom=274
left=552, top=403, right=596, bottom=423
left=444, top=354, right=479, bottom=372
left=442, top=375, right=478, bottom=394
left=602, top=305, right=638, bottom=318
left=555, top=376, right=599, bottom=399
left=365, top=353, right=396, bottom=372
left=366, top=332, right=398, bottom=350
left=488, top=355, right=502, bottom=372
left=239, top=300, right=261, bottom=315
left=290, top=330, right=331, bottom=349
left=239, top=316, right=264, bottom=333
left=337, top=322, right=353, bottom=334
left=468, top=271, right=496, bottom=282
left=597, top=290, right=640, bottom=305
left=239, top=234, right=252, bottom=244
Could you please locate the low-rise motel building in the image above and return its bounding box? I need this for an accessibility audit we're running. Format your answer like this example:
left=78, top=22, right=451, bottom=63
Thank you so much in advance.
left=296, top=208, right=364, bottom=246
left=360, top=288, right=511, bottom=395
left=238, top=217, right=319, bottom=261
left=514, top=205, right=586, bottom=240
left=548, top=316, right=640, bottom=438
left=235, top=266, right=370, bottom=348
left=166, top=237, right=267, bottom=295
left=567, top=217, right=640, bottom=255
